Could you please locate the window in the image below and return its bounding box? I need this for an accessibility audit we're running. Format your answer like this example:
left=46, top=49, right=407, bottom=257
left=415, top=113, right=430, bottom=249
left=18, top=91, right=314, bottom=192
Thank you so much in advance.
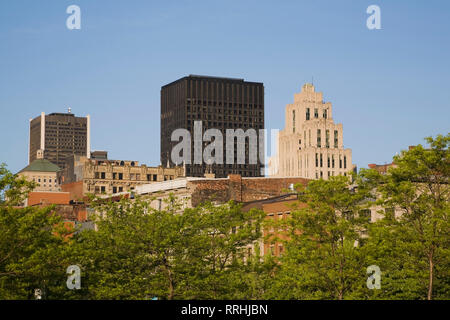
left=343, top=211, right=354, bottom=221
left=344, top=156, right=347, bottom=169
left=101, top=186, right=105, bottom=193
left=113, top=187, right=117, bottom=193
left=101, top=172, right=105, bottom=179
left=317, top=129, right=321, bottom=147
left=327, top=156, right=330, bottom=168
left=359, top=209, right=371, bottom=223
left=323, top=109, right=327, bottom=119
left=385, top=207, right=395, bottom=219
left=314, top=108, right=318, bottom=118
left=278, top=245, right=284, bottom=256
left=306, top=108, right=310, bottom=120
left=118, top=187, right=123, bottom=192
left=292, top=110, right=296, bottom=133
left=334, top=130, right=338, bottom=148
left=326, top=130, right=330, bottom=148
left=118, top=173, right=123, bottom=180
left=339, top=156, right=342, bottom=169
left=332, top=155, right=335, bottom=168
left=315, top=153, right=319, bottom=167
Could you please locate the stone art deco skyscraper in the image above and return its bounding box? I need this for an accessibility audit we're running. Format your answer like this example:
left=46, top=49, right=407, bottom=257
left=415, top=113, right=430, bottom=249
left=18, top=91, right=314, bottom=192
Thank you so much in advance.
left=269, top=83, right=354, bottom=179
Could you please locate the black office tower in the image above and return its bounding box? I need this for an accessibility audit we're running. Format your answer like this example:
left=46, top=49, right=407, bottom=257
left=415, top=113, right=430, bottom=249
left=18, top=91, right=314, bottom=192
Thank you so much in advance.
left=161, top=75, right=264, bottom=178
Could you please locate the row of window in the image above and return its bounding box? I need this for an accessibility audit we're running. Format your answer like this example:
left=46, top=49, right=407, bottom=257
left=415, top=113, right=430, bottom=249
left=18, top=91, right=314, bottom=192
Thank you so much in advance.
left=315, top=171, right=347, bottom=179
left=187, top=106, right=263, bottom=114
left=46, top=123, right=86, bottom=127
left=35, top=183, right=58, bottom=188
left=316, top=129, right=338, bottom=148
left=315, top=153, right=347, bottom=169
left=305, top=107, right=327, bottom=121
left=93, top=172, right=175, bottom=182
left=186, top=123, right=263, bottom=131
left=187, top=113, right=263, bottom=121
left=186, top=100, right=263, bottom=109
left=33, top=177, right=58, bottom=184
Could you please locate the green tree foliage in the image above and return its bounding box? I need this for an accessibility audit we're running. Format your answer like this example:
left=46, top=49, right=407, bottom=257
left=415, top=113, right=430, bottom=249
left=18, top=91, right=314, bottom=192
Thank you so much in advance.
left=0, top=164, right=71, bottom=299
left=265, top=175, right=373, bottom=300
left=66, top=195, right=267, bottom=300
left=361, top=134, right=450, bottom=300
left=0, top=133, right=448, bottom=300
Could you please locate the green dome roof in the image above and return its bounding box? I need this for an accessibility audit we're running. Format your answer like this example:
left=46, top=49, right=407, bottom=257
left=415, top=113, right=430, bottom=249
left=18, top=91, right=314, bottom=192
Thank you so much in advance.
left=19, top=159, right=61, bottom=173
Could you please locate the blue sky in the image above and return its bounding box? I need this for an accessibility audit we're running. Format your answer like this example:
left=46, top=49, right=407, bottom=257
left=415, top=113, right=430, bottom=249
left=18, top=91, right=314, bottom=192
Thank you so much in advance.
left=0, top=0, right=449, bottom=173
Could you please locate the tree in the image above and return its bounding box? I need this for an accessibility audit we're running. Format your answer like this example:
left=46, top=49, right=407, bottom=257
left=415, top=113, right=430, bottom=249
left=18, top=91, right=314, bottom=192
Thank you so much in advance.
left=0, top=164, right=71, bottom=299
left=362, top=134, right=450, bottom=300
left=266, top=175, right=372, bottom=300
left=68, top=194, right=266, bottom=299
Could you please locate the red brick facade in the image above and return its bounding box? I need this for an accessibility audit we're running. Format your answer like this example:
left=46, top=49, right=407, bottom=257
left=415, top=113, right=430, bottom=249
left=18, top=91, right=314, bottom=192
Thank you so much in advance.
left=27, top=191, right=87, bottom=222
left=27, top=191, right=71, bottom=206
left=61, top=181, right=84, bottom=202
left=188, top=174, right=310, bottom=207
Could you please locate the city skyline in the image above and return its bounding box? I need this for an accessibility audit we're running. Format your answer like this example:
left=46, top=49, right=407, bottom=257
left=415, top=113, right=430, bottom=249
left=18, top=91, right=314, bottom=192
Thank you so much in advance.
left=1, top=1, right=449, bottom=173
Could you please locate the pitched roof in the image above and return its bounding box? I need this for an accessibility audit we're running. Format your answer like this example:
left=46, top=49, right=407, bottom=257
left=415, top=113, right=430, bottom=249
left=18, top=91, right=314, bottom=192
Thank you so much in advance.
left=19, top=159, right=61, bottom=173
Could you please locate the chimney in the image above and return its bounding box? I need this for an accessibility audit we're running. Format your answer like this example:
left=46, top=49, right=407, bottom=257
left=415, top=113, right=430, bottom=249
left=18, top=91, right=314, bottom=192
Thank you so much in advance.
left=228, top=174, right=242, bottom=202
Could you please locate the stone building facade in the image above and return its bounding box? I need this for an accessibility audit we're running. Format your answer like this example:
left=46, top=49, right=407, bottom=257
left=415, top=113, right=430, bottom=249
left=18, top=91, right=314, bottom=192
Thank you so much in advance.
left=18, top=150, right=62, bottom=192
left=269, top=83, right=354, bottom=179
left=61, top=153, right=185, bottom=198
